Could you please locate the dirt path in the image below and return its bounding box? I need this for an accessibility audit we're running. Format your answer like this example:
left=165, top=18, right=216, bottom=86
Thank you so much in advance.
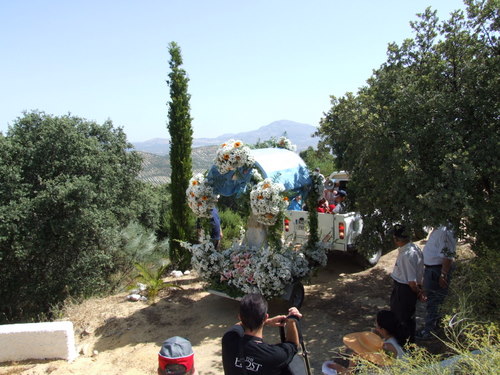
left=1, top=248, right=412, bottom=375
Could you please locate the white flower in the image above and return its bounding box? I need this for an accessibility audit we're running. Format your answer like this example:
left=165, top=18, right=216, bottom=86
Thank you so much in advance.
left=186, top=173, right=218, bottom=217
left=214, top=140, right=255, bottom=174
left=181, top=239, right=313, bottom=298
left=276, top=136, right=297, bottom=152
left=249, top=179, right=287, bottom=226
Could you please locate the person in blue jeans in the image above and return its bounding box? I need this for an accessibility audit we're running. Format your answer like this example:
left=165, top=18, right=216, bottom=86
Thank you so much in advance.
left=417, top=225, right=456, bottom=339
left=210, top=207, right=222, bottom=250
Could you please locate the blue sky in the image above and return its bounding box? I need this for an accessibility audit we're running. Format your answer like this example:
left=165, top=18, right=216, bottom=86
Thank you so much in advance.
left=0, top=0, right=467, bottom=142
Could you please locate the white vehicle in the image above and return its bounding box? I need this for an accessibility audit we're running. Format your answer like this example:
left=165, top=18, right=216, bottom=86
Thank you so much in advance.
left=284, top=171, right=382, bottom=266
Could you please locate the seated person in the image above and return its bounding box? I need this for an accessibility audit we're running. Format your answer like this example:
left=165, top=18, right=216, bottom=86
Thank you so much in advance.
left=374, top=310, right=405, bottom=359
left=317, top=198, right=330, bottom=213
left=158, top=336, right=196, bottom=375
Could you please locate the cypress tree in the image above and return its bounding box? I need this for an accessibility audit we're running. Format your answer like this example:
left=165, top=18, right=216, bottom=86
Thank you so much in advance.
left=166, top=42, right=193, bottom=269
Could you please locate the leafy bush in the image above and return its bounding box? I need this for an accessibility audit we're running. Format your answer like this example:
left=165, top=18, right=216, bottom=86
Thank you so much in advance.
left=218, top=208, right=245, bottom=249
left=0, top=112, right=157, bottom=323
left=108, top=222, right=170, bottom=291
left=443, top=246, right=500, bottom=323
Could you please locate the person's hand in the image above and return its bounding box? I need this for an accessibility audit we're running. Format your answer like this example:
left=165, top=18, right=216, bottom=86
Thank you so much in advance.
left=265, top=315, right=287, bottom=327
left=439, top=274, right=449, bottom=289
left=327, top=362, right=347, bottom=372
left=418, top=291, right=427, bottom=302
left=287, top=307, right=303, bottom=319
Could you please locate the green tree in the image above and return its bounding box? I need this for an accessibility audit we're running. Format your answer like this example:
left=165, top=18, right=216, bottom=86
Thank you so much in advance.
left=317, top=0, right=499, bottom=253
left=166, top=42, right=194, bottom=269
left=299, top=145, right=337, bottom=177
left=0, top=111, right=149, bottom=322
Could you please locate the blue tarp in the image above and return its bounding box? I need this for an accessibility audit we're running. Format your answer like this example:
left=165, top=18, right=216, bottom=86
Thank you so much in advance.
left=206, top=148, right=312, bottom=197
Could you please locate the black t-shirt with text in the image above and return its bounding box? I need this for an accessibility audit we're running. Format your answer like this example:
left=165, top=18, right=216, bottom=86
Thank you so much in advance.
left=222, top=325, right=297, bottom=375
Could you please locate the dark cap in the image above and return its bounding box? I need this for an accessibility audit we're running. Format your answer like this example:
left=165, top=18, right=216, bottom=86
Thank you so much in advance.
left=392, top=224, right=410, bottom=240
left=335, top=190, right=347, bottom=197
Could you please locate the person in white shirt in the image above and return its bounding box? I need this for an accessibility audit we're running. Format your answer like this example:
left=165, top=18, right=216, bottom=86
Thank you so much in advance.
left=332, top=190, right=347, bottom=214
left=375, top=310, right=405, bottom=359
left=390, top=225, right=424, bottom=344
left=417, top=225, right=456, bottom=340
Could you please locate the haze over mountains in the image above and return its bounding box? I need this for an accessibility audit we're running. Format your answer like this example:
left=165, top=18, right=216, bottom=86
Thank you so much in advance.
left=132, top=120, right=319, bottom=155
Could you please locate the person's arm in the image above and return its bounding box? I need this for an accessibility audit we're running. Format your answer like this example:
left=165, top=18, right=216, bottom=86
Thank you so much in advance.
left=439, top=229, right=455, bottom=288
left=327, top=361, right=354, bottom=374
left=408, top=280, right=423, bottom=296
left=439, top=258, right=453, bottom=288
left=284, top=307, right=302, bottom=348
left=265, top=315, right=287, bottom=327
left=284, top=318, right=299, bottom=348
left=383, top=342, right=398, bottom=358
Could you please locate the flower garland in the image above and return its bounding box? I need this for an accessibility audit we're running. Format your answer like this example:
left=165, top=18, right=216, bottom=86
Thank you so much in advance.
left=180, top=240, right=310, bottom=297
left=186, top=173, right=218, bottom=218
left=250, top=178, right=287, bottom=226
left=215, top=139, right=255, bottom=175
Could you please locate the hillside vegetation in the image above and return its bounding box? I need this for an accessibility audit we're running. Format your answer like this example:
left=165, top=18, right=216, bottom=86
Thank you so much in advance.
left=137, top=145, right=218, bottom=185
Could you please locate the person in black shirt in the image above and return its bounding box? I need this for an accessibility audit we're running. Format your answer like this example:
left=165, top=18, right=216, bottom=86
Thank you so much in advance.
left=222, top=293, right=302, bottom=375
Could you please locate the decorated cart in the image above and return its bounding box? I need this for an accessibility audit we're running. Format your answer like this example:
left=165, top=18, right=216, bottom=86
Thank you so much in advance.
left=181, top=138, right=327, bottom=307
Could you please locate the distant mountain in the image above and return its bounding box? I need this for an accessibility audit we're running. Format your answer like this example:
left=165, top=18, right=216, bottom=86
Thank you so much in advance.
left=131, top=138, right=170, bottom=156
left=132, top=120, right=319, bottom=155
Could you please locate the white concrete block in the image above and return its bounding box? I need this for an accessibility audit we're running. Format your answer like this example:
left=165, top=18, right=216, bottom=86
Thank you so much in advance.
left=0, top=321, right=77, bottom=362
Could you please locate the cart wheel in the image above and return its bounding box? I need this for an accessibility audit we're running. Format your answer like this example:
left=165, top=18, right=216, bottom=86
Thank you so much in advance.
left=356, top=248, right=382, bottom=267
left=288, top=282, right=304, bottom=308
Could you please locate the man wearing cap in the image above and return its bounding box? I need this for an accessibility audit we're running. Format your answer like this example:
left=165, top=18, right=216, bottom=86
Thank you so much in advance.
left=331, top=190, right=347, bottom=214
left=417, top=225, right=456, bottom=340
left=158, top=336, right=196, bottom=375
left=222, top=293, right=302, bottom=375
left=390, top=225, right=424, bottom=344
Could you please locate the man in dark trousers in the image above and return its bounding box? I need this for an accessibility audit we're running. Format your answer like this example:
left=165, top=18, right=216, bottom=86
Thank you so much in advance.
left=417, top=225, right=456, bottom=339
left=390, top=225, right=424, bottom=344
left=222, top=293, right=302, bottom=375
